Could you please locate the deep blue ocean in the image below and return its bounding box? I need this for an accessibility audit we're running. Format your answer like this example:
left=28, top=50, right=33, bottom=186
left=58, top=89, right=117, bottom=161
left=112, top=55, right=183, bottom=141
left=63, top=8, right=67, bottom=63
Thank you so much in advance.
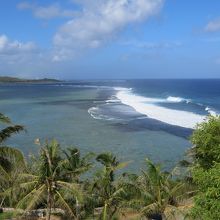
left=1, top=79, right=220, bottom=171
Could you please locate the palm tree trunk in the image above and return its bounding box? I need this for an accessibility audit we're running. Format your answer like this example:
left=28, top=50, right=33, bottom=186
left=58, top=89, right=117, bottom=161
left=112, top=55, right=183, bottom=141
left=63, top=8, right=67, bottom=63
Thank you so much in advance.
left=46, top=190, right=52, bottom=220
left=103, top=202, right=108, bottom=220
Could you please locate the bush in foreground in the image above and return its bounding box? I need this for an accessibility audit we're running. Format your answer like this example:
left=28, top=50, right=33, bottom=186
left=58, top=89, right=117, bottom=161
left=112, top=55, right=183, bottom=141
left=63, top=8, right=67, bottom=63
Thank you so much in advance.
left=191, top=116, right=220, bottom=219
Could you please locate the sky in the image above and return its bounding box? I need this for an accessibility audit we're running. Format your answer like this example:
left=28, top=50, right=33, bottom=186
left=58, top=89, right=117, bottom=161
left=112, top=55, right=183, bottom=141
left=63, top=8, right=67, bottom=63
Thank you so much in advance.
left=0, top=0, right=220, bottom=79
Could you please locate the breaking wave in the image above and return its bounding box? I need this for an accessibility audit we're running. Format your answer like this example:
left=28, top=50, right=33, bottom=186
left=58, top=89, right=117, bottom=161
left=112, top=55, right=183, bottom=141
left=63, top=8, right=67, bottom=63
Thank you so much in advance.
left=115, top=89, right=211, bottom=129
left=83, top=86, right=218, bottom=128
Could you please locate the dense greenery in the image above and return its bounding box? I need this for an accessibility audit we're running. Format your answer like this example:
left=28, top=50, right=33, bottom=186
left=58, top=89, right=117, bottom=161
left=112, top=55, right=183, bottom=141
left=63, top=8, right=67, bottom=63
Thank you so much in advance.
left=191, top=163, right=220, bottom=219
left=1, top=140, right=188, bottom=219
left=191, top=115, right=220, bottom=169
left=1, top=113, right=220, bottom=219
left=0, top=113, right=24, bottom=144
left=190, top=115, right=220, bottom=219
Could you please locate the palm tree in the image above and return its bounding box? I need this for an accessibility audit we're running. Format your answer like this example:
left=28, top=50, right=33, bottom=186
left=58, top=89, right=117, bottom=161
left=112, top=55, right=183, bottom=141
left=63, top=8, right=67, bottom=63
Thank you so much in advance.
left=0, top=147, right=26, bottom=207
left=127, top=159, right=186, bottom=220
left=17, top=140, right=83, bottom=220
left=0, top=113, right=24, bottom=144
left=91, top=153, right=129, bottom=220
left=0, top=113, right=25, bottom=207
left=62, top=147, right=94, bottom=182
left=61, top=147, right=94, bottom=218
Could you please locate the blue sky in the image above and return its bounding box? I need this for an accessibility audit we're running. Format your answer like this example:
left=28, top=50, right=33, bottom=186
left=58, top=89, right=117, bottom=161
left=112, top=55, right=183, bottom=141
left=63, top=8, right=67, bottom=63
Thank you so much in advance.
left=0, top=0, right=220, bottom=79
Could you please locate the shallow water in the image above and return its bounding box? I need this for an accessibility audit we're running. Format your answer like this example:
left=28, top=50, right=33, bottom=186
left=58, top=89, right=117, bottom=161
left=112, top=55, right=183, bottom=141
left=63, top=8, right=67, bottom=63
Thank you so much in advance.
left=3, top=80, right=218, bottom=172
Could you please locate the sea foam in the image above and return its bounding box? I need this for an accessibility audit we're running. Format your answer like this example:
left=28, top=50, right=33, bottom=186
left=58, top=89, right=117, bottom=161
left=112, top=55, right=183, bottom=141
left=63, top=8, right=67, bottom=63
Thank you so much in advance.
left=88, top=106, right=117, bottom=121
left=166, top=96, right=189, bottom=103
left=205, top=107, right=217, bottom=116
left=116, top=89, right=206, bottom=129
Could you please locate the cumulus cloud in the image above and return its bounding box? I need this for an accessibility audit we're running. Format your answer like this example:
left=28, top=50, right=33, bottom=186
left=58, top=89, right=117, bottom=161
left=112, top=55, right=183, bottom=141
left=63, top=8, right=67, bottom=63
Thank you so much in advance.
left=0, top=34, right=37, bottom=56
left=17, top=2, right=78, bottom=20
left=204, top=18, right=220, bottom=32
left=53, top=0, right=164, bottom=61
left=0, top=35, right=53, bottom=78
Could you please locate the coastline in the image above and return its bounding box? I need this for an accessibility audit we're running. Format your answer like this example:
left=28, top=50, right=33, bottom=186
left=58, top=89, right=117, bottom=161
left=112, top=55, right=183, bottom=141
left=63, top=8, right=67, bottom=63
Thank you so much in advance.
left=2, top=79, right=219, bottom=171
left=0, top=76, right=62, bottom=84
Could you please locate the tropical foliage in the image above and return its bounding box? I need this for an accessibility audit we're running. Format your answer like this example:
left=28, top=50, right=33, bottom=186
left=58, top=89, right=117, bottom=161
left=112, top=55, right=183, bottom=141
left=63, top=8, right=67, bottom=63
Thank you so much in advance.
left=191, top=163, right=220, bottom=219
left=191, top=115, right=220, bottom=169
left=1, top=113, right=220, bottom=219
left=190, top=115, right=220, bottom=220
left=0, top=113, right=25, bottom=207
left=16, top=140, right=84, bottom=220
left=0, top=113, right=24, bottom=144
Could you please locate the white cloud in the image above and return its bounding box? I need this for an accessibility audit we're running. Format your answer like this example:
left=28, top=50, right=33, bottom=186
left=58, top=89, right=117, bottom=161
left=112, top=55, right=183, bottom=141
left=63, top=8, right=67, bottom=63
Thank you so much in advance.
left=204, top=18, right=220, bottom=32
left=17, top=2, right=78, bottom=20
left=0, top=35, right=53, bottom=78
left=53, top=0, right=164, bottom=61
left=0, top=34, right=37, bottom=56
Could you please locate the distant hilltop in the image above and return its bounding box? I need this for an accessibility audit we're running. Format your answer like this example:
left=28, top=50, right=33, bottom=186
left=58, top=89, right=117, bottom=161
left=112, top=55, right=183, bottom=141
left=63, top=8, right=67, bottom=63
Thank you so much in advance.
left=0, top=76, right=61, bottom=83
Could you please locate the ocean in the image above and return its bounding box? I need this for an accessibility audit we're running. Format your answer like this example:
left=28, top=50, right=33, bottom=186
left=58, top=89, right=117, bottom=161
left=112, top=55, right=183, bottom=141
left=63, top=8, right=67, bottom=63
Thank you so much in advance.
left=1, top=79, right=220, bottom=172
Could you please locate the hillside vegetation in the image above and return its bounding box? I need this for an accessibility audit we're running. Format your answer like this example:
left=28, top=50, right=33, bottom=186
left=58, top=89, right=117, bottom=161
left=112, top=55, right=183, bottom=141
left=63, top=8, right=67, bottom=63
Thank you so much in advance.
left=0, top=113, right=220, bottom=220
left=0, top=76, right=60, bottom=83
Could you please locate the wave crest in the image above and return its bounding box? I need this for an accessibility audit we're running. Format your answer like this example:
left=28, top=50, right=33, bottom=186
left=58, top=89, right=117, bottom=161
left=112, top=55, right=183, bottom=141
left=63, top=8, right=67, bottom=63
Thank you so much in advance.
left=87, top=86, right=218, bottom=128
left=116, top=90, right=205, bottom=128
left=166, top=96, right=189, bottom=103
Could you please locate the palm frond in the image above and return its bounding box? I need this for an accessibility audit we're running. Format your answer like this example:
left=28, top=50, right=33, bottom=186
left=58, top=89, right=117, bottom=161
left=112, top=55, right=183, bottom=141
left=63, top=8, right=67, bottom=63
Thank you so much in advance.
left=55, top=190, right=76, bottom=218
left=0, top=146, right=26, bottom=172
left=141, top=202, right=160, bottom=216
left=18, top=173, right=38, bottom=180
left=56, top=181, right=83, bottom=202
left=0, top=187, right=14, bottom=199
left=96, top=153, right=118, bottom=167
left=18, top=181, right=39, bottom=192
left=0, top=164, right=10, bottom=183
left=16, top=185, right=46, bottom=210
left=0, top=113, right=11, bottom=124
left=0, top=125, right=25, bottom=143
left=109, top=187, right=125, bottom=202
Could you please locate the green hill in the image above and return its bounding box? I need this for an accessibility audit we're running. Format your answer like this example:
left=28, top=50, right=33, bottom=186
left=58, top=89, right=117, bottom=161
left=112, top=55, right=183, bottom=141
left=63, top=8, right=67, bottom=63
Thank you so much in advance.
left=0, top=76, right=61, bottom=83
